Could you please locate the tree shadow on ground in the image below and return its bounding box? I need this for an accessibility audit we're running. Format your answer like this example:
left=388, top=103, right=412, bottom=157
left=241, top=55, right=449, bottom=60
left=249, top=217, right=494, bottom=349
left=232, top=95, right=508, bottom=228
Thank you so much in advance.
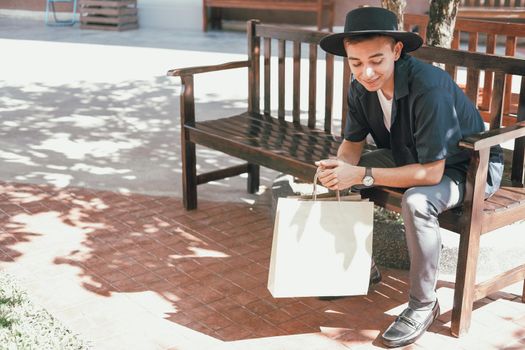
left=1, top=181, right=524, bottom=347
left=0, top=180, right=409, bottom=344
left=0, top=76, right=283, bottom=199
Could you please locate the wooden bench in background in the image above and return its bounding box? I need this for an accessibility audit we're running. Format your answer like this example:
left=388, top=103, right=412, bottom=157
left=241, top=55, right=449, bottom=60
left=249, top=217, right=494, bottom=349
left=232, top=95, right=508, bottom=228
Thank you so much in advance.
left=458, top=0, right=525, bottom=23
left=168, top=20, right=525, bottom=338
left=404, top=13, right=525, bottom=125
left=202, top=0, right=334, bottom=31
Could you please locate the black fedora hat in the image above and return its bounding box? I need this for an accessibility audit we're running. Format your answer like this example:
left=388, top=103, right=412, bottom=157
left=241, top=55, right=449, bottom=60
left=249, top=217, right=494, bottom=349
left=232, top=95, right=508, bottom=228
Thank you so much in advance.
left=320, top=7, right=423, bottom=57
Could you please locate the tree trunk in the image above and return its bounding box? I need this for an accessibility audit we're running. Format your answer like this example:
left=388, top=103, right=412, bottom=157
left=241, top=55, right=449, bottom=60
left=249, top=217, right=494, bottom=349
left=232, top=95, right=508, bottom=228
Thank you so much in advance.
left=426, top=0, right=461, bottom=48
left=381, top=0, right=406, bottom=29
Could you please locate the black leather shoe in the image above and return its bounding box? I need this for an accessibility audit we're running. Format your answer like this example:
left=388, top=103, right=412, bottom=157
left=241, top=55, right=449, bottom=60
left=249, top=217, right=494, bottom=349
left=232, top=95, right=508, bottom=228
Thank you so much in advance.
left=369, top=262, right=382, bottom=285
left=380, top=301, right=440, bottom=348
left=318, top=263, right=382, bottom=301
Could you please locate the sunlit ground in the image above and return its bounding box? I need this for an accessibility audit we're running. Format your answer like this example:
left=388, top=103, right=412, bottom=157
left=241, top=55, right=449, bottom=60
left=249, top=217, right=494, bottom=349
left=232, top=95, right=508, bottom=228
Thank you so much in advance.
left=2, top=15, right=525, bottom=350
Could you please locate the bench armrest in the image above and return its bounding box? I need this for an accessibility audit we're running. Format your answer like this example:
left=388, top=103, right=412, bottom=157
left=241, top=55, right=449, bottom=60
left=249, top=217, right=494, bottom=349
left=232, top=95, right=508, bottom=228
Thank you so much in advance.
left=459, top=121, right=525, bottom=151
left=167, top=60, right=249, bottom=77
left=169, top=60, right=251, bottom=125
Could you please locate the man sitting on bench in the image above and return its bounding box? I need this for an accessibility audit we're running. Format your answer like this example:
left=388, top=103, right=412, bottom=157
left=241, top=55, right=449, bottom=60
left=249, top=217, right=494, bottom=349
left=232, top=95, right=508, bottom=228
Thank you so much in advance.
left=315, top=7, right=504, bottom=348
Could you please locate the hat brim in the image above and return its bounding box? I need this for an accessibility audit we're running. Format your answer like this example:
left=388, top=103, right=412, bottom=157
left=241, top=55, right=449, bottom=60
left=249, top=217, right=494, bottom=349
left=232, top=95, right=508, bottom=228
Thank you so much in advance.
left=319, top=30, right=423, bottom=57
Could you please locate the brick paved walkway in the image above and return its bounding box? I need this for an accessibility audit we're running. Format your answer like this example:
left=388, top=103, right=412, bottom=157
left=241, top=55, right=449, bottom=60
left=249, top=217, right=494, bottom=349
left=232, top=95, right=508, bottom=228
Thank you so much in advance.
left=1, top=181, right=525, bottom=349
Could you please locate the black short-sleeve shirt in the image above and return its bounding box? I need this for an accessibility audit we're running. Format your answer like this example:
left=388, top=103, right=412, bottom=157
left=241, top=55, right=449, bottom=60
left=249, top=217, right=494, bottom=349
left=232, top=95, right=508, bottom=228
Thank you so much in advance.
left=344, top=54, right=503, bottom=186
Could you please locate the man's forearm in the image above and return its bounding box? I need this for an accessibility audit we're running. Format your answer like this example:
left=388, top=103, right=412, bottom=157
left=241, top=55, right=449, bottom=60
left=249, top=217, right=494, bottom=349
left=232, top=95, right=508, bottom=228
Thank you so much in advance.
left=371, top=160, right=445, bottom=188
left=316, top=158, right=446, bottom=191
left=337, top=139, right=365, bottom=165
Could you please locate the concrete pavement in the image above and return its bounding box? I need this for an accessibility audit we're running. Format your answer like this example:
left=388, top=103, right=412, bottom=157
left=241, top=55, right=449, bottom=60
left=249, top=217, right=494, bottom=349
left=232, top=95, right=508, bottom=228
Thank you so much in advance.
left=0, top=13, right=277, bottom=204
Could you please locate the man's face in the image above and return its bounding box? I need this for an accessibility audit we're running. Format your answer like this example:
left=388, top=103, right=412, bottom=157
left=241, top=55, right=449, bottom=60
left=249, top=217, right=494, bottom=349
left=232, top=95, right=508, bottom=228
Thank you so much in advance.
left=344, top=36, right=403, bottom=95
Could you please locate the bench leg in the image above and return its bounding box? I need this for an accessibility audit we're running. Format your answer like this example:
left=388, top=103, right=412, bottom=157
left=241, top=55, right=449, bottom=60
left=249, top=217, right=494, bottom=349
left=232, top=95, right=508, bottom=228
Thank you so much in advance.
left=247, top=163, right=260, bottom=194
left=182, top=139, right=198, bottom=210
left=522, top=278, right=525, bottom=303
left=210, top=8, right=222, bottom=30
left=202, top=3, right=208, bottom=31
left=451, top=227, right=481, bottom=337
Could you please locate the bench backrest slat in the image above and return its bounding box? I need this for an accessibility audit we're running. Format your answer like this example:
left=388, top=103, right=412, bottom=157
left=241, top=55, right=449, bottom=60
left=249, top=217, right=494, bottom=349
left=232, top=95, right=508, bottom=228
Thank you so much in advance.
left=341, top=62, right=350, bottom=136
left=465, top=29, right=480, bottom=105
left=264, top=37, right=271, bottom=115
left=504, top=36, right=517, bottom=114
left=308, top=43, right=317, bottom=128
left=248, top=20, right=260, bottom=114
left=278, top=39, right=286, bottom=119
left=468, top=30, right=478, bottom=52
left=466, top=67, right=481, bottom=104
left=293, top=41, right=301, bottom=123
left=445, top=62, right=457, bottom=79
left=489, top=71, right=506, bottom=129
left=324, top=53, right=334, bottom=133
left=480, top=33, right=496, bottom=110
left=451, top=29, right=460, bottom=50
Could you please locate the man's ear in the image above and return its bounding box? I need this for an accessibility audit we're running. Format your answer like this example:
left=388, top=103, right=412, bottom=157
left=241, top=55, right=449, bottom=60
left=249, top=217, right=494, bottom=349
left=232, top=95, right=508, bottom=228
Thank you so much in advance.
left=394, top=41, right=404, bottom=60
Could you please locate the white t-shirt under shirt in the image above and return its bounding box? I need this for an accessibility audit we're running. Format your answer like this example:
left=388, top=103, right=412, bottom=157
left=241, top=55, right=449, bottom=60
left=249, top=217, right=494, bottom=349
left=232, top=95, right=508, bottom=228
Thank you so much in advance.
left=377, top=89, right=393, bottom=131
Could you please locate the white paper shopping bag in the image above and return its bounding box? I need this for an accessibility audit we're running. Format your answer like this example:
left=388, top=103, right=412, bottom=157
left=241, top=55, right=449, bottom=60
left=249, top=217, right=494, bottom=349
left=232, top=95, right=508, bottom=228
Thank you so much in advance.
left=268, top=196, right=374, bottom=298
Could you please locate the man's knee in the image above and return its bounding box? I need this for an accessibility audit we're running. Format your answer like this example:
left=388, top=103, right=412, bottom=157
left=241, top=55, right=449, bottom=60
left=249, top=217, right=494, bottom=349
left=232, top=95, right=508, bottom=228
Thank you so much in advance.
left=401, top=188, right=438, bottom=218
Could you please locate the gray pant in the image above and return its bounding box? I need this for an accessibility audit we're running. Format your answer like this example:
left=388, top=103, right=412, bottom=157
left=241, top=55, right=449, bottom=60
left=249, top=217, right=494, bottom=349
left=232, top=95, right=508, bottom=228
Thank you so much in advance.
left=358, top=149, right=464, bottom=310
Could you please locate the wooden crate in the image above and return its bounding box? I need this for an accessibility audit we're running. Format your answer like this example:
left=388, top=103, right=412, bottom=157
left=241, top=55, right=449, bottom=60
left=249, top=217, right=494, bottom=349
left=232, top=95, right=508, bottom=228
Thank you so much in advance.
left=80, top=0, right=138, bottom=31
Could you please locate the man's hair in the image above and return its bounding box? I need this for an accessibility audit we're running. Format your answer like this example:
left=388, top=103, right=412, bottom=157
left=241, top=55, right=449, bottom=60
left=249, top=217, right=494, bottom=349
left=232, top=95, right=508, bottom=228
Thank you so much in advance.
left=343, top=34, right=397, bottom=47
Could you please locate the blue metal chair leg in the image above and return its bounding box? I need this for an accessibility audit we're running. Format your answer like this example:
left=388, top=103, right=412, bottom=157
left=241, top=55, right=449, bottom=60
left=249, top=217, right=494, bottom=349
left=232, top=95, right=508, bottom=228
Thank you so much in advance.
left=45, top=0, right=77, bottom=26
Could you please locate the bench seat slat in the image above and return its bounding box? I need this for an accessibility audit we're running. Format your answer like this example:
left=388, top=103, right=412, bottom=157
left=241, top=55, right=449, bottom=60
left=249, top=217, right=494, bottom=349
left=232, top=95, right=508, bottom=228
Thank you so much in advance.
left=226, top=116, right=339, bottom=153
left=492, top=186, right=525, bottom=202
left=188, top=124, right=318, bottom=180
left=187, top=113, right=341, bottom=178
left=485, top=194, right=520, bottom=210
left=204, top=113, right=338, bottom=144
left=257, top=113, right=340, bottom=140
left=362, top=184, right=525, bottom=234
left=501, top=187, right=525, bottom=202
left=193, top=122, right=321, bottom=162
left=205, top=117, right=339, bottom=160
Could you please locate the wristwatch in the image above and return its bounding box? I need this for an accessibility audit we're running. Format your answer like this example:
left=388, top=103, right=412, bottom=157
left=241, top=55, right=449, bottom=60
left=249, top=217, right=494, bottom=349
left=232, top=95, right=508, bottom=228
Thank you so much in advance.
left=362, top=167, right=375, bottom=187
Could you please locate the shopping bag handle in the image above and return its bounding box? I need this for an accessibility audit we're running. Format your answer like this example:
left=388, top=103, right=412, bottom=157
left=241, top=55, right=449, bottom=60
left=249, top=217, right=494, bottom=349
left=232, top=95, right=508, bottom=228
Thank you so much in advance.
left=313, top=170, right=341, bottom=201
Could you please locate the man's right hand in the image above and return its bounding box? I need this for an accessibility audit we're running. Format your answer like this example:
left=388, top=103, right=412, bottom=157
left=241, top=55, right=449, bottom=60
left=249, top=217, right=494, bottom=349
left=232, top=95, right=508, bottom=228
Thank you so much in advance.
left=315, top=159, right=364, bottom=191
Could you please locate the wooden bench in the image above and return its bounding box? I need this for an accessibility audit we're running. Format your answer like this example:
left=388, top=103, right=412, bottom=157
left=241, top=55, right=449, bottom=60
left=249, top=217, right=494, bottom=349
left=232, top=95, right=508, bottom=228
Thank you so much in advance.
left=404, top=13, right=525, bottom=125
left=168, top=21, right=525, bottom=337
left=458, top=0, right=525, bottom=22
left=202, top=0, right=334, bottom=31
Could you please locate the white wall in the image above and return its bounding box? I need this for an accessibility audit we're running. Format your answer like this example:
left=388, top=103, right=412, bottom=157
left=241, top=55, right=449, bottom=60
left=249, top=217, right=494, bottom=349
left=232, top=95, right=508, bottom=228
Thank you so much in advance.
left=138, top=0, right=201, bottom=30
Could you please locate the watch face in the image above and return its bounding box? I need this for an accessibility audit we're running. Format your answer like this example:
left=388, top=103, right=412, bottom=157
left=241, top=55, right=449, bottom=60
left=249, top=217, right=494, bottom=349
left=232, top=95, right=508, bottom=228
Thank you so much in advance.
left=363, top=175, right=374, bottom=187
